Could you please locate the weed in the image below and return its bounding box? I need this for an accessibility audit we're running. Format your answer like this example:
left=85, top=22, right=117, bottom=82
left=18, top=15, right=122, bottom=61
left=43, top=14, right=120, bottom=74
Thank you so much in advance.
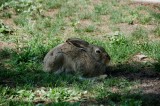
left=131, top=27, right=148, bottom=39
left=0, top=48, right=11, bottom=59
left=0, top=0, right=12, bottom=6
left=151, top=11, right=160, bottom=23
left=84, top=25, right=95, bottom=32
left=140, top=41, right=160, bottom=59
left=79, top=12, right=93, bottom=20
left=2, top=12, right=12, bottom=18
left=13, top=13, right=29, bottom=26
left=44, top=0, right=65, bottom=9
left=139, top=14, right=152, bottom=24
left=94, top=4, right=110, bottom=15
left=154, top=25, right=160, bottom=36
left=0, top=22, right=12, bottom=34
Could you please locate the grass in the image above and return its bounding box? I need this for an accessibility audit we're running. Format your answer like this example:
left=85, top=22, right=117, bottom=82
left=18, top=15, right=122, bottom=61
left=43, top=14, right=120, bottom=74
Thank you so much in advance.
left=154, top=25, right=160, bottom=36
left=0, top=0, right=160, bottom=106
left=131, top=27, right=148, bottom=39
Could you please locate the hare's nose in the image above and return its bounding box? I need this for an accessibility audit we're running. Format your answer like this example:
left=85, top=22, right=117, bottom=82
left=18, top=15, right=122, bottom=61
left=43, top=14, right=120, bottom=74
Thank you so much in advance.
left=104, top=54, right=111, bottom=60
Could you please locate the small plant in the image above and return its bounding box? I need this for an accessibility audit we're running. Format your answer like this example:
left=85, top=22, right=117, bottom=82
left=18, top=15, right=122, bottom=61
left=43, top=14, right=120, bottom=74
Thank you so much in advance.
left=131, top=27, right=148, bottom=39
left=84, top=25, right=95, bottom=32
left=79, top=12, right=92, bottom=20
left=120, top=98, right=142, bottom=106
left=13, top=13, right=29, bottom=26
left=49, top=88, right=81, bottom=102
left=2, top=12, right=12, bottom=18
left=154, top=25, right=160, bottom=36
left=45, top=0, right=63, bottom=9
left=138, top=14, right=152, bottom=24
left=94, top=4, right=110, bottom=15
left=110, top=10, right=124, bottom=23
left=74, top=25, right=96, bottom=33
left=0, top=22, right=11, bottom=33
left=0, top=48, right=11, bottom=59
left=108, top=32, right=128, bottom=45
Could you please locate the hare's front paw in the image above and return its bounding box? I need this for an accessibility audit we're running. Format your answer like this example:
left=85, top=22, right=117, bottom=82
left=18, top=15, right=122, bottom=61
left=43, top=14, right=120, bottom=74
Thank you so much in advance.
left=98, top=74, right=107, bottom=79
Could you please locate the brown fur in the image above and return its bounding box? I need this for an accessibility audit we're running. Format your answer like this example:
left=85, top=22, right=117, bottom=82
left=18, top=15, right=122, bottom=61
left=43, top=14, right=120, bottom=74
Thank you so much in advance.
left=43, top=38, right=110, bottom=77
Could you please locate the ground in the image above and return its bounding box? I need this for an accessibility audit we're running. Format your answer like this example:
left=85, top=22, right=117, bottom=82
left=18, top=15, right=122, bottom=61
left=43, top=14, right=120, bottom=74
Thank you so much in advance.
left=0, top=0, right=160, bottom=106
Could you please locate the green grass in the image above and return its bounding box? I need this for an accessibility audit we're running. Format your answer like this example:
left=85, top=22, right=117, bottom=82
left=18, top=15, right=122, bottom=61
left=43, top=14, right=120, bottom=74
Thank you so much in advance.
left=131, top=27, right=148, bottom=39
left=154, top=25, right=160, bottom=36
left=0, top=0, right=160, bottom=105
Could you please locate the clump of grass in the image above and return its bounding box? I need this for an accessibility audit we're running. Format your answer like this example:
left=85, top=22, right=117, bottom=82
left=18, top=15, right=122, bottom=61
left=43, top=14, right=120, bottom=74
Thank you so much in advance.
left=74, top=25, right=96, bottom=33
left=0, top=0, right=12, bottom=6
left=2, top=12, right=12, bottom=18
left=0, top=48, right=11, bottom=59
left=94, top=4, right=110, bottom=15
left=44, top=0, right=65, bottom=9
left=131, top=27, right=148, bottom=39
left=140, top=41, right=160, bottom=59
left=107, top=36, right=137, bottom=63
left=154, top=25, right=160, bottom=36
left=49, top=102, right=80, bottom=106
left=104, top=78, right=133, bottom=88
left=151, top=11, right=160, bottom=23
left=79, top=12, right=93, bottom=20
left=84, top=25, right=95, bottom=32
left=13, top=13, right=29, bottom=26
left=0, top=22, right=13, bottom=34
left=57, top=0, right=81, bottom=17
left=95, top=77, right=141, bottom=105
left=138, top=14, right=152, bottom=24
left=110, top=10, right=124, bottom=23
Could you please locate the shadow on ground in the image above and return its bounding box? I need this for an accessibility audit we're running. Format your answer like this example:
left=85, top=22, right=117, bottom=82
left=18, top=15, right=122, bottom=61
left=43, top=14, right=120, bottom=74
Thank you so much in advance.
left=3, top=93, right=160, bottom=106
left=107, top=62, right=160, bottom=81
left=0, top=49, right=160, bottom=106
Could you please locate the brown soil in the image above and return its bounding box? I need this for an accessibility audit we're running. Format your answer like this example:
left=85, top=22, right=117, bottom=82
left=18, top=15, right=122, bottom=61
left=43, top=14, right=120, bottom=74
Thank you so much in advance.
left=2, top=18, right=18, bottom=30
left=0, top=41, right=16, bottom=50
left=42, top=9, right=59, bottom=18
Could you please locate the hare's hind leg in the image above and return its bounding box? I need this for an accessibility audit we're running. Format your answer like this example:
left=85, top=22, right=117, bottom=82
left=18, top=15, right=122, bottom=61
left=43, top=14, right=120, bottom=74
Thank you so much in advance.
left=43, top=52, right=64, bottom=73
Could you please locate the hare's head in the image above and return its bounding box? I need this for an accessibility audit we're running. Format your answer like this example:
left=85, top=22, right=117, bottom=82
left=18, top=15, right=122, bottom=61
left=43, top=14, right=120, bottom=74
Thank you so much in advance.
left=88, top=45, right=110, bottom=65
left=66, top=38, right=110, bottom=65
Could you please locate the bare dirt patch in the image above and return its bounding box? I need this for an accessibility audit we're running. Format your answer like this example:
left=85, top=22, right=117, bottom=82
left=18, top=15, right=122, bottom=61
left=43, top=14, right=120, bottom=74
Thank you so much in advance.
left=140, top=79, right=160, bottom=94
left=42, top=9, right=59, bottom=18
left=116, top=23, right=156, bottom=36
left=91, top=0, right=102, bottom=5
left=2, top=18, right=18, bottom=30
left=116, top=23, right=138, bottom=35
left=129, top=53, right=157, bottom=63
left=98, top=15, right=112, bottom=34
left=0, top=41, right=16, bottom=50
left=0, top=8, right=18, bottom=29
left=79, top=19, right=93, bottom=27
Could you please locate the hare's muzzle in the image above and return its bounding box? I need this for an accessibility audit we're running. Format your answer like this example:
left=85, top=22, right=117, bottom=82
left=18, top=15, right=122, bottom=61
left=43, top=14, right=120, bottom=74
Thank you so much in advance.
left=104, top=54, right=111, bottom=64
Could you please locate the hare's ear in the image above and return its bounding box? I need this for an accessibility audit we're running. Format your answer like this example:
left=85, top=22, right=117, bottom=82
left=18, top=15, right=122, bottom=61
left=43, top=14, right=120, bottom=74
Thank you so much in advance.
left=66, top=38, right=89, bottom=48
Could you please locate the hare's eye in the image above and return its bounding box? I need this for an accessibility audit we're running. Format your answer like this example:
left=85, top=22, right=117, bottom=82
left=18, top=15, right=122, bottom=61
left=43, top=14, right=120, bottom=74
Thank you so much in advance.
left=95, top=49, right=101, bottom=54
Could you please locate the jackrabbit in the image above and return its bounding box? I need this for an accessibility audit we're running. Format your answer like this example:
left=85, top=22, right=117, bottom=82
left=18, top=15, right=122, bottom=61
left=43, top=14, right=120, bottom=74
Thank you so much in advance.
left=43, top=38, right=110, bottom=77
